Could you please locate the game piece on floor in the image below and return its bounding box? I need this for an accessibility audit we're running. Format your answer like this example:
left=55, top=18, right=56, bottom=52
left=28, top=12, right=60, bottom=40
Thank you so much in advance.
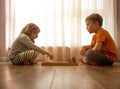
left=69, top=59, right=72, bottom=63
left=68, top=57, right=76, bottom=63
left=72, top=57, right=76, bottom=63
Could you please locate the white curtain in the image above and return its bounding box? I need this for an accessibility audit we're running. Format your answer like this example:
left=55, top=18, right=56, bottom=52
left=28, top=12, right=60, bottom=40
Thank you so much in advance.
left=5, top=0, right=15, bottom=50
left=5, top=0, right=117, bottom=61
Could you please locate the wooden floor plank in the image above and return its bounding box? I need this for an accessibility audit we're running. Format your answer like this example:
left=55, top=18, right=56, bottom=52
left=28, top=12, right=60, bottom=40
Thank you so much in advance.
left=51, top=66, right=104, bottom=89
left=0, top=62, right=120, bottom=89
left=81, top=64, right=120, bottom=89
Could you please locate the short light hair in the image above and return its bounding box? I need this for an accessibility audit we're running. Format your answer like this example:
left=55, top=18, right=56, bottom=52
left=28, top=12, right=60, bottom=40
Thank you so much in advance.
left=85, top=13, right=103, bottom=27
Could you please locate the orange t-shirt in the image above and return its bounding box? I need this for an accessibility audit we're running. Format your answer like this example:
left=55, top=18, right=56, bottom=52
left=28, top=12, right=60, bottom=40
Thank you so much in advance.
left=91, top=28, right=118, bottom=62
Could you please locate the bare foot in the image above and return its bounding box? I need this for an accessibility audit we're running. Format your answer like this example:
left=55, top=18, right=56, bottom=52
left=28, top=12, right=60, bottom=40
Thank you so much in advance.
left=89, top=61, right=97, bottom=66
left=79, top=55, right=87, bottom=64
left=34, top=60, right=41, bottom=64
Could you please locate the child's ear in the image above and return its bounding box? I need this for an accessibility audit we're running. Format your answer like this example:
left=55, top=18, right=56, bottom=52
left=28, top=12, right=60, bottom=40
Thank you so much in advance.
left=95, top=21, right=99, bottom=26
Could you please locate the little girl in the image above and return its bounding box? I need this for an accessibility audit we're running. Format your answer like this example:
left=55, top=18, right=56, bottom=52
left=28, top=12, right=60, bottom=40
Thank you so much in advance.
left=9, top=23, right=53, bottom=65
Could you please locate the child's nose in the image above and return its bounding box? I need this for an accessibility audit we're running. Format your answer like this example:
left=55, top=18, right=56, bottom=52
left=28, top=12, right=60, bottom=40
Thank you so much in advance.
left=86, top=26, right=88, bottom=29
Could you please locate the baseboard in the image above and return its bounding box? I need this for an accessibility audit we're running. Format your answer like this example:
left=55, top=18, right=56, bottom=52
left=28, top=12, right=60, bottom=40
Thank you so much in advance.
left=0, top=57, right=10, bottom=62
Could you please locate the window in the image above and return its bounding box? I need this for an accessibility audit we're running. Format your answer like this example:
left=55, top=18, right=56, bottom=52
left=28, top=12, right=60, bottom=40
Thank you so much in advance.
left=6, top=0, right=117, bottom=60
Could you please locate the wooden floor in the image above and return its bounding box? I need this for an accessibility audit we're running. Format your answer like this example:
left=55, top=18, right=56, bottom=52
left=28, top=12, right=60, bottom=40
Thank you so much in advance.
left=0, top=62, right=120, bottom=89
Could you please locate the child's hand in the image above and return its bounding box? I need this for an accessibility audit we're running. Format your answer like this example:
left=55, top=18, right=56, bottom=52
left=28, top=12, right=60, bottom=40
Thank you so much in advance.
left=45, top=52, right=53, bottom=59
left=45, top=51, right=53, bottom=59
left=48, top=53, right=53, bottom=59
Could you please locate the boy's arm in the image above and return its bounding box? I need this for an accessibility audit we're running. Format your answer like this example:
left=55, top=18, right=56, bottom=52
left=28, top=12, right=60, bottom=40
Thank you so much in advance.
left=80, top=45, right=92, bottom=55
left=92, top=42, right=102, bottom=51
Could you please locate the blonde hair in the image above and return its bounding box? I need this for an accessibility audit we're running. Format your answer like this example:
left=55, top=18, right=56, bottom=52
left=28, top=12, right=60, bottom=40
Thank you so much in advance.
left=21, top=23, right=40, bottom=42
left=85, top=13, right=103, bottom=27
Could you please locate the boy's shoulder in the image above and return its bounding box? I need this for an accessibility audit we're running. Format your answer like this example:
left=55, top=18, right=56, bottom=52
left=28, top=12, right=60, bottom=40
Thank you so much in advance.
left=99, top=28, right=109, bottom=34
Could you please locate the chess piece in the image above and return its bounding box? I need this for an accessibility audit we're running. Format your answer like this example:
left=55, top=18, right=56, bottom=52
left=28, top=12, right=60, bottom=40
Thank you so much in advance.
left=72, top=57, right=76, bottom=63
left=69, top=59, right=72, bottom=63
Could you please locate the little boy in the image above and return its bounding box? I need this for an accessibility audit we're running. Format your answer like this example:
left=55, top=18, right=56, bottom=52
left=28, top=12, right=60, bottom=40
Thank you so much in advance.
left=80, top=13, right=118, bottom=66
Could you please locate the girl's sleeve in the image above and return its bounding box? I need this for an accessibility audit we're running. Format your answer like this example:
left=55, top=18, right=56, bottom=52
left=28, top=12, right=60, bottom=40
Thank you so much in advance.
left=18, top=34, right=46, bottom=54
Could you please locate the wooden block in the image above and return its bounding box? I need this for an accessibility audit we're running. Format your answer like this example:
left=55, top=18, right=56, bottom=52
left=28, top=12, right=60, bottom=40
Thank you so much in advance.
left=41, top=62, right=78, bottom=66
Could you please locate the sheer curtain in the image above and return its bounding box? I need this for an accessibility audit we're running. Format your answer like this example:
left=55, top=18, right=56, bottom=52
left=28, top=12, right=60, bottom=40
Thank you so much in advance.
left=5, top=0, right=117, bottom=61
